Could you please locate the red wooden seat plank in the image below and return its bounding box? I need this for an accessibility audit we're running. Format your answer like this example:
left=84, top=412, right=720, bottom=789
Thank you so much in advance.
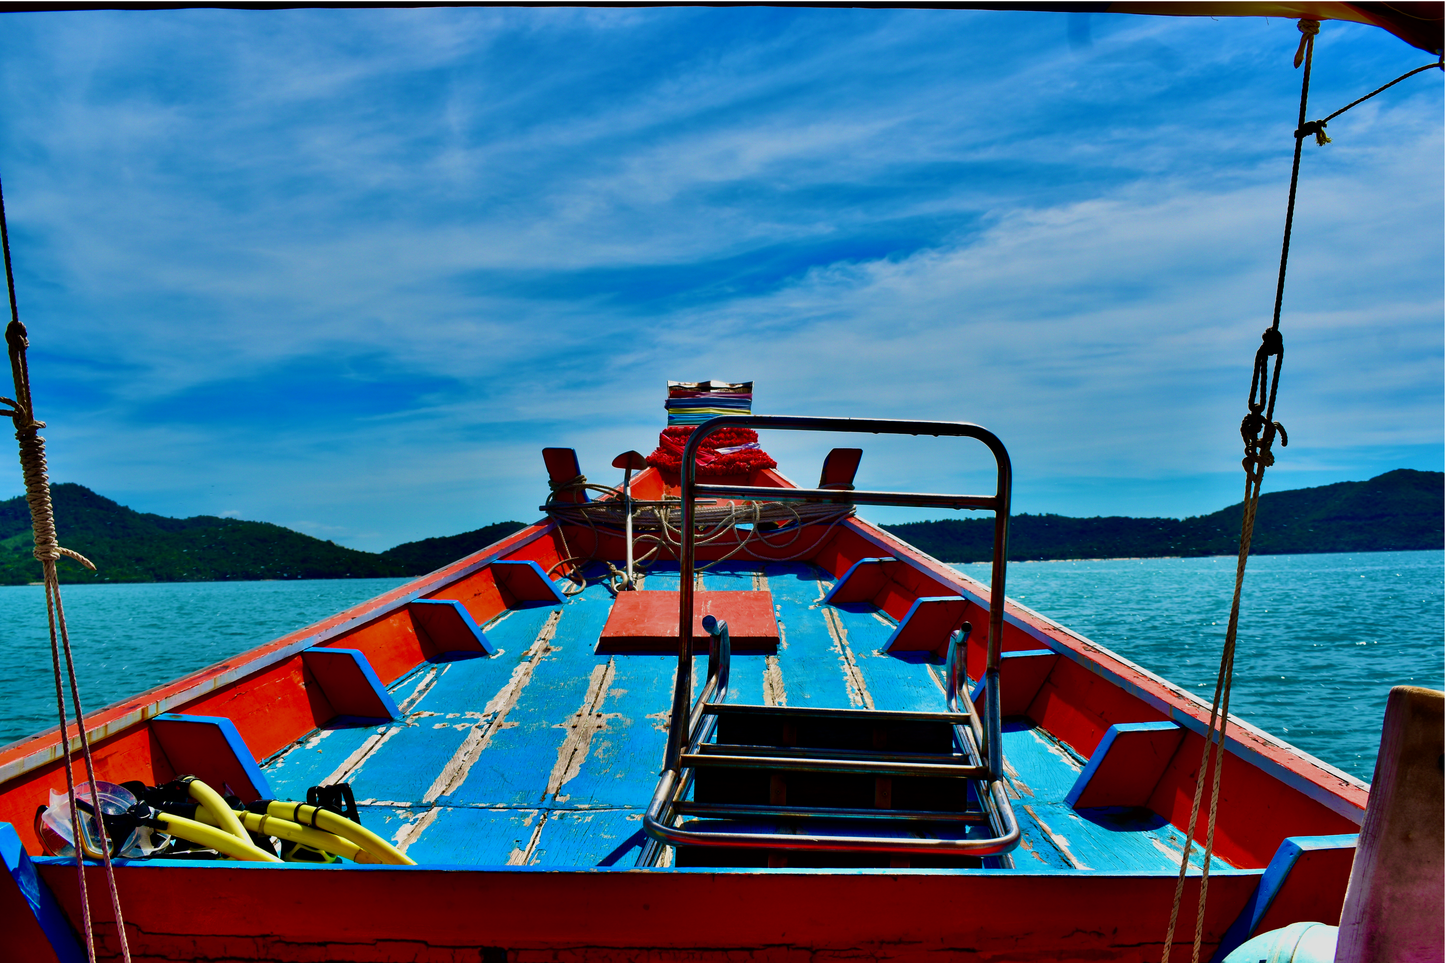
left=598, top=590, right=779, bottom=654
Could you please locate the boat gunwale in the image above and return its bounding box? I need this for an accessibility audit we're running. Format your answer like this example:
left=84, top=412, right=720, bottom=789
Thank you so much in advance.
left=29, top=852, right=1266, bottom=877
left=838, top=516, right=1370, bottom=822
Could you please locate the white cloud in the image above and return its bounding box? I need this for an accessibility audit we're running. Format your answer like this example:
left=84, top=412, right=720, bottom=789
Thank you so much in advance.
left=0, top=8, right=1437, bottom=547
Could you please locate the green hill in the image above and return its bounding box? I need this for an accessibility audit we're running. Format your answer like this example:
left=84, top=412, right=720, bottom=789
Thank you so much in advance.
left=881, top=469, right=1444, bottom=563
left=0, top=469, right=1434, bottom=584
left=379, top=522, right=530, bottom=575
left=0, top=484, right=527, bottom=585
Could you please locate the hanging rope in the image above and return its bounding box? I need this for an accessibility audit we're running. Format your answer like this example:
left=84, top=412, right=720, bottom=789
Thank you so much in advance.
left=1160, top=32, right=1445, bottom=960
left=0, top=175, right=132, bottom=963
left=1160, top=19, right=1315, bottom=963
left=1296, top=56, right=1444, bottom=145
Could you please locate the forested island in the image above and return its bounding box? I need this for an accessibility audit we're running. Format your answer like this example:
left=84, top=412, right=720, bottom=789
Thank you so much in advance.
left=0, top=469, right=1436, bottom=585
left=882, top=469, right=1442, bottom=563
left=0, top=485, right=526, bottom=585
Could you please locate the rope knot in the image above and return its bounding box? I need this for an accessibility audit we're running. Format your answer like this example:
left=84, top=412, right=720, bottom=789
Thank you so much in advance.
left=1241, top=325, right=1288, bottom=480
left=1, top=324, right=96, bottom=573
left=548, top=473, right=587, bottom=492
left=1294, top=20, right=1320, bottom=68
left=1239, top=410, right=1265, bottom=443
left=1241, top=413, right=1288, bottom=480
left=4, top=319, right=27, bottom=353
left=1295, top=119, right=1331, bottom=145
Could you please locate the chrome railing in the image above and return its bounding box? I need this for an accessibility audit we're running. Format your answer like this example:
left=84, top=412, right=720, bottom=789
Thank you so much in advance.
left=643, top=415, right=1018, bottom=863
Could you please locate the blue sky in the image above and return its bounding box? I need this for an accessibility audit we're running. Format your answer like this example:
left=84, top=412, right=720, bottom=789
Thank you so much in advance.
left=0, top=8, right=1439, bottom=551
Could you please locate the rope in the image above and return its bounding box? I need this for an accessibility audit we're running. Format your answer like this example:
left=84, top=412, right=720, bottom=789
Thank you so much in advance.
left=543, top=483, right=855, bottom=594
left=547, top=473, right=591, bottom=495
left=1160, top=21, right=1315, bottom=963
left=547, top=497, right=853, bottom=576
left=0, top=177, right=131, bottom=963
left=546, top=497, right=851, bottom=533
left=1296, top=56, right=1444, bottom=145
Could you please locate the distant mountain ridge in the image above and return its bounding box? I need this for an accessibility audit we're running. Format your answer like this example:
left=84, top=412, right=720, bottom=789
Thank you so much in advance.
left=0, top=485, right=527, bottom=585
left=0, top=470, right=1436, bottom=584
left=882, top=469, right=1443, bottom=563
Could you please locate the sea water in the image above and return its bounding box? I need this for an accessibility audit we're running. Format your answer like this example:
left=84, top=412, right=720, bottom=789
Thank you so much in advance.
left=954, top=550, right=1443, bottom=782
left=0, top=552, right=1439, bottom=782
left=0, top=578, right=408, bottom=749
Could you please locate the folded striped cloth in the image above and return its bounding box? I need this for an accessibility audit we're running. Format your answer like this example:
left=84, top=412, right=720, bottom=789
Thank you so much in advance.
left=649, top=381, right=775, bottom=474
left=665, top=380, right=753, bottom=426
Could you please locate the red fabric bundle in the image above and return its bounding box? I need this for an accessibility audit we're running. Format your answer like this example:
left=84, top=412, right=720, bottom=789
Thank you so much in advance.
left=646, top=425, right=777, bottom=476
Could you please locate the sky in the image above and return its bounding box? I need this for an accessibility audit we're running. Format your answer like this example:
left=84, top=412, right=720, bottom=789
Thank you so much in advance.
left=0, top=7, right=1439, bottom=552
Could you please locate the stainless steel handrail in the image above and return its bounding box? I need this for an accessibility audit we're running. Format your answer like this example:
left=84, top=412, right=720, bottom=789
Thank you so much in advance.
left=640, top=689, right=1021, bottom=861
left=641, top=414, right=1017, bottom=865
left=636, top=617, right=732, bottom=868
left=642, top=771, right=1020, bottom=857
left=691, top=743, right=980, bottom=765
left=946, top=624, right=989, bottom=754
left=672, top=801, right=990, bottom=824
left=665, top=415, right=1012, bottom=779
left=700, top=703, right=975, bottom=724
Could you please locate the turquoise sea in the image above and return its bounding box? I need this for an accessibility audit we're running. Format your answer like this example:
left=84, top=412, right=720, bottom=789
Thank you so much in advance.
left=0, top=578, right=410, bottom=750
left=0, top=551, right=1440, bottom=782
left=956, top=550, right=1443, bottom=781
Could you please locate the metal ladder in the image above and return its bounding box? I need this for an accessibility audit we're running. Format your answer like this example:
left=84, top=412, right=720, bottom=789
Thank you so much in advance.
left=638, top=415, right=1021, bottom=866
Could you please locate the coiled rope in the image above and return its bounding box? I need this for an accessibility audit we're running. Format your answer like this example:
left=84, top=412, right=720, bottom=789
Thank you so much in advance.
left=544, top=479, right=854, bottom=592
left=1161, top=23, right=1440, bottom=963
left=0, top=175, right=132, bottom=963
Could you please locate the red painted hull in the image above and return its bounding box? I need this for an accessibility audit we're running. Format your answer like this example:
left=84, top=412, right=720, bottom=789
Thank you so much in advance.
left=41, top=862, right=1258, bottom=963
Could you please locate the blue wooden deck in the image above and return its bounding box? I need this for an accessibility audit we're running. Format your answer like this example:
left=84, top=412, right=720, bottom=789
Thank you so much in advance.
left=260, top=562, right=1230, bottom=872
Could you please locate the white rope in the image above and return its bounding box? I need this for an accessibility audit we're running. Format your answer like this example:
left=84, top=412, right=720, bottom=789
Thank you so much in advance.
left=2, top=326, right=133, bottom=962
left=546, top=492, right=854, bottom=592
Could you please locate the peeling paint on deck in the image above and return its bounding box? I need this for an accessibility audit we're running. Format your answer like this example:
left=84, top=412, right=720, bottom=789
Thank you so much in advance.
left=821, top=605, right=873, bottom=710
left=1023, top=803, right=1090, bottom=870
left=423, top=610, right=562, bottom=803
left=396, top=666, right=444, bottom=714
left=547, top=659, right=619, bottom=797
left=507, top=811, right=548, bottom=865
left=391, top=806, right=442, bottom=854
left=322, top=726, right=402, bottom=787
left=763, top=656, right=785, bottom=706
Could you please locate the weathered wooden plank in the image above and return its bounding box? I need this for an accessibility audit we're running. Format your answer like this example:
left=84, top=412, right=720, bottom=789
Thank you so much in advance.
left=545, top=653, right=672, bottom=808
left=341, top=710, right=479, bottom=804
left=639, top=565, right=682, bottom=591
left=763, top=563, right=858, bottom=710
left=262, top=607, right=563, bottom=802
left=1005, top=801, right=1075, bottom=871
left=1021, top=801, right=1228, bottom=873
left=830, top=604, right=950, bottom=714
left=522, top=809, right=647, bottom=867
left=444, top=587, right=614, bottom=806
left=345, top=606, right=567, bottom=803
left=698, top=564, right=770, bottom=706
left=368, top=805, right=542, bottom=866
left=262, top=724, right=383, bottom=801
left=1001, top=722, right=1086, bottom=803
